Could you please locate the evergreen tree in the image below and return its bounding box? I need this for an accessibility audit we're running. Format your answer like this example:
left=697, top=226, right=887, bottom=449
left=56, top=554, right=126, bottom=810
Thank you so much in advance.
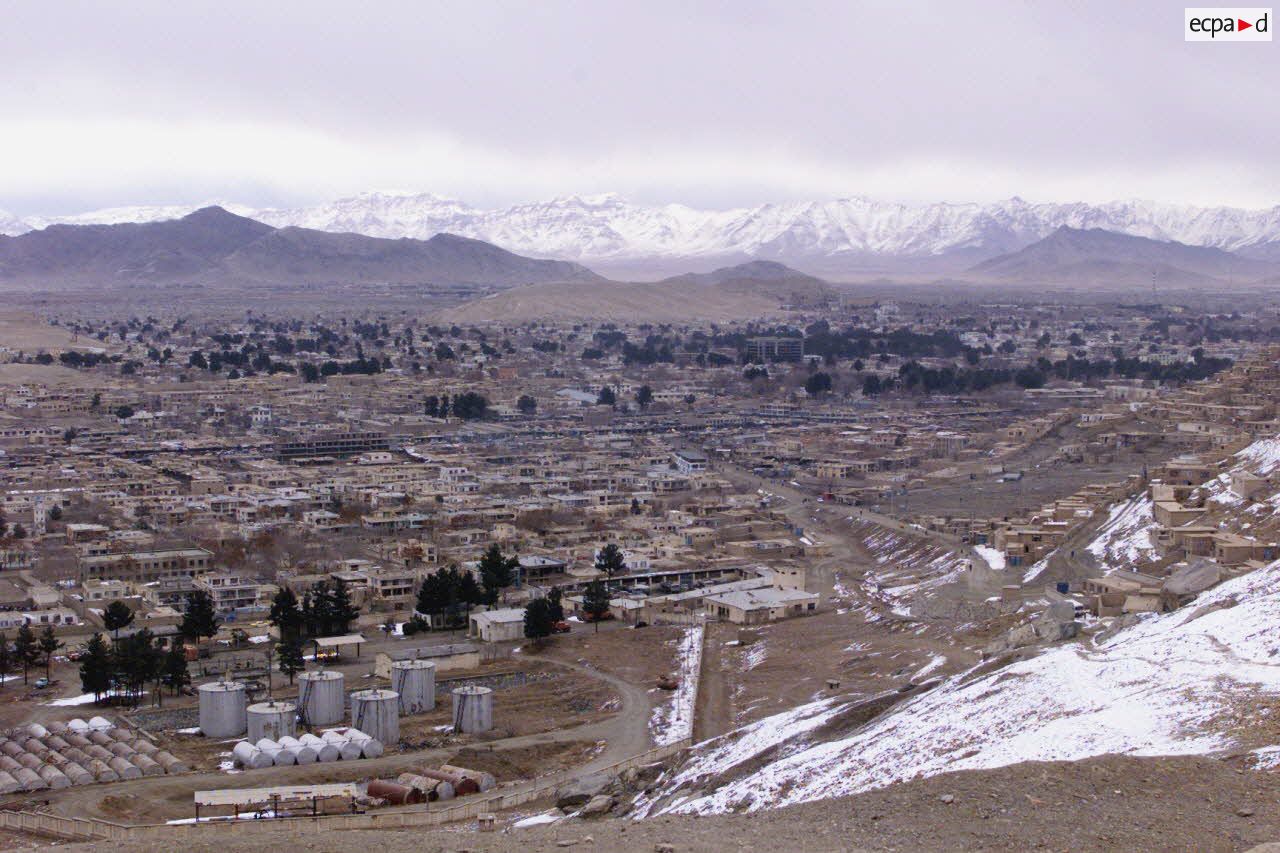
left=594, top=542, right=627, bottom=580
left=277, top=635, right=306, bottom=684
left=523, top=598, right=555, bottom=645
left=547, top=586, right=565, bottom=623
left=583, top=580, right=611, bottom=633
left=328, top=578, right=360, bottom=636
left=415, top=572, right=449, bottom=623
left=38, top=624, right=62, bottom=680
left=160, top=642, right=190, bottom=696
left=309, top=581, right=335, bottom=635
left=516, top=394, right=537, bottom=415
left=179, top=590, right=221, bottom=642
left=635, top=385, right=654, bottom=408
left=78, top=633, right=113, bottom=702
left=115, top=629, right=162, bottom=706
left=269, top=587, right=304, bottom=641
left=477, top=543, right=518, bottom=604
left=13, top=623, right=38, bottom=684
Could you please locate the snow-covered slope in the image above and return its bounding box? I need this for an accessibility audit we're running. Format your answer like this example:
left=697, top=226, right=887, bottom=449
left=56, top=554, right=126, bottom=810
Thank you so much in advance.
left=6, top=193, right=1280, bottom=265
left=642, top=560, right=1280, bottom=816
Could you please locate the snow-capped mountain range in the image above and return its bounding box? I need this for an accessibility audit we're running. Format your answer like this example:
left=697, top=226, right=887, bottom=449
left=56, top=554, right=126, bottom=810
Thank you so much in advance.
left=4, top=193, right=1280, bottom=269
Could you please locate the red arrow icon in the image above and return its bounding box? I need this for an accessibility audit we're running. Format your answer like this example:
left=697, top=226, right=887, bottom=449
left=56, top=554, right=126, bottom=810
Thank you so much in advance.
left=1239, top=18, right=1253, bottom=30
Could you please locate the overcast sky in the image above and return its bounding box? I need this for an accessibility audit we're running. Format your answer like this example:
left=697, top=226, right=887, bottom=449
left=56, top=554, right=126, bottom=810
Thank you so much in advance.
left=2, top=0, right=1275, bottom=215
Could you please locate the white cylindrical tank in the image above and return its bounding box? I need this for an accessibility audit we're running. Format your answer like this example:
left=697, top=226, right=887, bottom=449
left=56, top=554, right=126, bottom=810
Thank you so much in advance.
left=277, top=736, right=317, bottom=765
left=390, top=659, right=436, bottom=714
left=345, top=728, right=384, bottom=759
left=350, top=689, right=399, bottom=747
left=198, top=681, right=247, bottom=738
left=247, top=701, right=297, bottom=742
left=231, top=741, right=272, bottom=770
left=88, top=716, right=113, bottom=732
left=67, top=719, right=90, bottom=735
left=299, top=733, right=339, bottom=763
left=255, top=738, right=296, bottom=766
left=320, top=730, right=361, bottom=761
left=24, top=723, right=48, bottom=739
left=297, top=670, right=345, bottom=726
left=451, top=685, right=494, bottom=734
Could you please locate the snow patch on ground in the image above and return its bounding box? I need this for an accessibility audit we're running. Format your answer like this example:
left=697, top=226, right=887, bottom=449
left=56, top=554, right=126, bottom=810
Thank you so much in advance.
left=650, top=560, right=1280, bottom=815
left=974, top=545, right=1005, bottom=571
left=1085, top=497, right=1156, bottom=571
left=649, top=625, right=704, bottom=746
left=44, top=692, right=99, bottom=707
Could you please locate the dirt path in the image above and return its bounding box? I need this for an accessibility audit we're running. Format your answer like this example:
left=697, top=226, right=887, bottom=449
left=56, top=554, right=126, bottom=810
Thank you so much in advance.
left=692, top=623, right=731, bottom=742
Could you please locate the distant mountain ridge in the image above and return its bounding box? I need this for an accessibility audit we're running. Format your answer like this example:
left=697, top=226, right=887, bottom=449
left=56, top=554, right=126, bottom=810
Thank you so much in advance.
left=440, top=260, right=832, bottom=323
left=6, top=193, right=1280, bottom=271
left=971, top=226, right=1275, bottom=287
left=0, top=206, right=602, bottom=289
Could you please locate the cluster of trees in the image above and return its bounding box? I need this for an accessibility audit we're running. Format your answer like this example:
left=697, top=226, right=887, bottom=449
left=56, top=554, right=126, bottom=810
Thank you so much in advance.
left=0, top=623, right=64, bottom=685
left=423, top=392, right=490, bottom=420
left=74, top=589, right=225, bottom=705
left=268, top=579, right=359, bottom=641
left=77, top=630, right=190, bottom=705
left=409, top=544, right=519, bottom=632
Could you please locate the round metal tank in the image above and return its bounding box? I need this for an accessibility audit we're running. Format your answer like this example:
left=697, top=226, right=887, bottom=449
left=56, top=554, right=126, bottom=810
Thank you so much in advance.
left=132, top=754, right=164, bottom=776
left=24, top=723, right=48, bottom=739
left=152, top=750, right=188, bottom=773
left=85, top=745, right=114, bottom=762
left=131, top=739, right=158, bottom=756
left=38, top=766, right=71, bottom=790
left=255, top=738, right=296, bottom=767
left=88, top=716, right=113, bottom=732
left=450, top=685, right=494, bottom=734
left=390, top=659, right=436, bottom=714
left=67, top=718, right=90, bottom=734
left=277, top=736, right=317, bottom=765
left=198, top=681, right=248, bottom=738
left=440, top=764, right=496, bottom=792
left=65, top=733, right=91, bottom=749
left=13, top=768, right=46, bottom=792
left=88, top=731, right=113, bottom=747
left=247, top=701, right=297, bottom=743
left=108, top=756, right=141, bottom=780
left=231, top=741, right=272, bottom=770
left=0, top=771, right=19, bottom=794
left=345, top=728, right=383, bottom=759
left=321, top=730, right=361, bottom=762
left=17, top=754, right=42, bottom=771
left=108, top=742, right=135, bottom=758
left=350, top=689, right=399, bottom=747
left=0, top=756, right=20, bottom=773
left=61, top=762, right=94, bottom=786
left=45, top=721, right=68, bottom=735
left=0, top=742, right=23, bottom=759
left=297, top=670, right=345, bottom=726
left=87, top=759, right=117, bottom=782
left=366, top=779, right=421, bottom=805
left=44, top=735, right=70, bottom=752
left=298, top=733, right=339, bottom=762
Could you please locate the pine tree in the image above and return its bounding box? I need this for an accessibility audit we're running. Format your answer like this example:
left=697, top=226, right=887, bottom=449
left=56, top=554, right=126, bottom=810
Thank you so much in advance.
left=547, top=586, right=565, bottom=623
left=78, top=633, right=112, bottom=702
left=38, top=624, right=62, bottom=680
left=309, top=581, right=335, bottom=636
left=116, top=629, right=161, bottom=706
left=13, top=623, right=38, bottom=684
left=179, top=590, right=221, bottom=642
left=594, top=542, right=627, bottom=580
left=415, top=572, right=448, bottom=623
left=523, top=598, right=555, bottom=645
left=269, top=586, right=304, bottom=641
left=583, top=580, right=611, bottom=633
left=277, top=635, right=305, bottom=684
left=161, top=642, right=190, bottom=696
left=328, top=578, right=360, bottom=636
left=477, top=543, right=517, bottom=605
